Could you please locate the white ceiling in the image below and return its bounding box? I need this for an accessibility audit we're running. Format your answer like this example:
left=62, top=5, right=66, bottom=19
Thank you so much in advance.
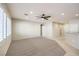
left=7, top=3, right=79, bottom=23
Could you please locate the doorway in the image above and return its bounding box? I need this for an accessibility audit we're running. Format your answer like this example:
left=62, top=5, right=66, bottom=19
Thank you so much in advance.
left=53, top=22, right=64, bottom=38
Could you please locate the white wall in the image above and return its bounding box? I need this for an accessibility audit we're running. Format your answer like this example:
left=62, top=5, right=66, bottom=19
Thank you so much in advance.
left=12, top=19, right=40, bottom=40
left=0, top=4, right=12, bottom=56
left=42, top=22, right=54, bottom=40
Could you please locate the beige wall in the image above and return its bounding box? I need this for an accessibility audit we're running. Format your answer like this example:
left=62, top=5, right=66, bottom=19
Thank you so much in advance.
left=12, top=19, right=40, bottom=40
left=0, top=4, right=12, bottom=56
left=53, top=23, right=64, bottom=38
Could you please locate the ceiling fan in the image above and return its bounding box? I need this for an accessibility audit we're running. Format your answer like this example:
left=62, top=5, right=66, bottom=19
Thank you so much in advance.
left=36, top=14, right=51, bottom=20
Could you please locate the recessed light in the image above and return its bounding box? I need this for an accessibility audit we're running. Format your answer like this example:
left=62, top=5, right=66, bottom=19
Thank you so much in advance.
left=30, top=11, right=33, bottom=14
left=75, top=14, right=79, bottom=16
left=61, top=13, right=64, bottom=16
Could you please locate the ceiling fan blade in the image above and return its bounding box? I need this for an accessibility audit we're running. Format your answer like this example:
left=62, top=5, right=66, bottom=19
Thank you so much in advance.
left=46, top=16, right=51, bottom=18
left=43, top=17, right=48, bottom=20
left=41, top=16, right=44, bottom=18
left=36, top=14, right=51, bottom=21
left=45, top=18, right=48, bottom=20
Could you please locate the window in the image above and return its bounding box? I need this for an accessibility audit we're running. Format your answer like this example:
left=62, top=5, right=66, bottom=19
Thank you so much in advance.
left=64, top=24, right=79, bottom=33
left=0, top=8, right=3, bottom=42
left=69, top=24, right=78, bottom=33
left=3, top=13, right=7, bottom=39
left=0, top=7, right=11, bottom=42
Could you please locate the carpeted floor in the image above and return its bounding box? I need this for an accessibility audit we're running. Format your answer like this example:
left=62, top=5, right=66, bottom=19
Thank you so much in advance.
left=6, top=37, right=65, bottom=56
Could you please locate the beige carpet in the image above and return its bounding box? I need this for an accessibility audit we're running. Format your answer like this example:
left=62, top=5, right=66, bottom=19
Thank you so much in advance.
left=6, top=37, right=65, bottom=56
